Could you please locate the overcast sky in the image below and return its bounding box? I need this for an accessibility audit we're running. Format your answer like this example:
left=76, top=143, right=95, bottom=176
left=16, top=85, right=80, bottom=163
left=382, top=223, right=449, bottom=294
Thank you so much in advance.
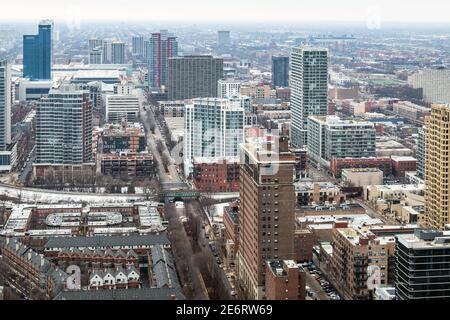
left=3, top=0, right=450, bottom=23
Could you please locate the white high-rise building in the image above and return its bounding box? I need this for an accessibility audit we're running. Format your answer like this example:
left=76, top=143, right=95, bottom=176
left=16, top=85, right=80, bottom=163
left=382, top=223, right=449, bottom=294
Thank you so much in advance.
left=0, top=60, right=11, bottom=151
left=290, top=46, right=328, bottom=148
left=106, top=93, right=139, bottom=123
left=218, top=79, right=241, bottom=98
left=184, top=98, right=245, bottom=176
left=35, top=85, right=93, bottom=165
left=409, top=68, right=450, bottom=104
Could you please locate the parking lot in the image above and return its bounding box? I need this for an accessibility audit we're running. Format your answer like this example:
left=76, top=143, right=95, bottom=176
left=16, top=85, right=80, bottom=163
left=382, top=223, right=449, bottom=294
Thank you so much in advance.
left=301, top=262, right=341, bottom=300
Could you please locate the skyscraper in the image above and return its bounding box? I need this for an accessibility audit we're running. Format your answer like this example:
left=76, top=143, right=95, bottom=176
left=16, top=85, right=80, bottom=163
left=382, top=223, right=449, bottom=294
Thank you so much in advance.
left=89, top=48, right=103, bottom=64
left=236, top=136, right=296, bottom=299
left=23, top=20, right=53, bottom=80
left=111, top=41, right=126, bottom=64
left=218, top=30, right=231, bottom=48
left=395, top=229, right=450, bottom=300
left=148, top=30, right=178, bottom=89
left=0, top=60, right=11, bottom=151
left=184, top=97, right=245, bottom=176
left=35, top=85, right=93, bottom=165
left=272, top=56, right=289, bottom=89
left=132, top=35, right=144, bottom=56
left=290, top=47, right=328, bottom=147
left=88, top=39, right=104, bottom=51
left=168, top=55, right=223, bottom=100
left=424, top=104, right=450, bottom=230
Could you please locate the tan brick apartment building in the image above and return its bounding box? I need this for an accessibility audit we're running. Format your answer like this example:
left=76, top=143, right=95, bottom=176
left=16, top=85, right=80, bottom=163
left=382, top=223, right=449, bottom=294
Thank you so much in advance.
left=236, top=136, right=296, bottom=300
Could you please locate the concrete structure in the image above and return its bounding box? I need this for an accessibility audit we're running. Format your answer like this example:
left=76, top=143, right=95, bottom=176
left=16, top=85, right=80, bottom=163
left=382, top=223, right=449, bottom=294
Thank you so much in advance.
left=35, top=85, right=93, bottom=166
left=184, top=98, right=244, bottom=176
left=23, top=20, right=53, bottom=80
left=342, top=168, right=383, bottom=188
left=192, top=156, right=240, bottom=193
left=158, top=100, right=185, bottom=118
left=218, top=79, right=241, bottom=98
left=265, top=260, right=306, bottom=300
left=106, top=93, right=140, bottom=123
left=18, top=79, right=53, bottom=101
left=168, top=55, right=223, bottom=100
left=307, top=116, right=376, bottom=166
left=290, top=47, right=328, bottom=147
left=424, top=104, right=450, bottom=230
left=409, top=69, right=450, bottom=104
left=295, top=181, right=342, bottom=206
left=271, top=56, right=289, bottom=89
left=147, top=30, right=178, bottom=89
left=236, top=136, right=296, bottom=300
left=366, top=184, right=424, bottom=202
left=330, top=223, right=396, bottom=300
left=395, top=229, right=450, bottom=300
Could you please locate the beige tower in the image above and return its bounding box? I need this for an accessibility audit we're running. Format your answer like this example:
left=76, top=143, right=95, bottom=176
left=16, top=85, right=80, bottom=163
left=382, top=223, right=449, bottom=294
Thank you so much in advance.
left=424, top=104, right=450, bottom=230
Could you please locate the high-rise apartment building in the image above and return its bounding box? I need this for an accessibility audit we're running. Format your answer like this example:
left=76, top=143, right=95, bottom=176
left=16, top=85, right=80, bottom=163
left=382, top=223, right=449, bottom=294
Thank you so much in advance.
left=184, top=97, right=245, bottom=176
left=23, top=20, right=53, bottom=80
left=111, top=41, right=126, bottom=64
left=395, top=229, right=450, bottom=300
left=168, top=55, right=223, bottom=100
left=35, top=85, right=93, bottom=165
left=148, top=30, right=178, bottom=89
left=236, top=136, right=296, bottom=300
left=290, top=47, right=328, bottom=147
left=218, top=79, right=241, bottom=98
left=409, top=68, right=450, bottom=104
left=132, top=35, right=144, bottom=56
left=424, top=104, right=450, bottom=230
left=307, top=115, right=376, bottom=166
left=272, top=56, right=289, bottom=89
left=0, top=60, right=11, bottom=151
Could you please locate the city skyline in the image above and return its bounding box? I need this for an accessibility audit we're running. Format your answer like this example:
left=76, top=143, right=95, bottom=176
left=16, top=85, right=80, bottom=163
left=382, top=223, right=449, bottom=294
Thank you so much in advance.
left=3, top=0, right=450, bottom=24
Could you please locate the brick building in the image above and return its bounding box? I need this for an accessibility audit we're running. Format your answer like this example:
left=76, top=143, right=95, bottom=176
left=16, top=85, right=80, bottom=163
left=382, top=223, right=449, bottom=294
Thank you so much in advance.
left=102, top=122, right=146, bottom=153
left=265, top=260, right=306, bottom=300
left=192, top=157, right=240, bottom=193
left=330, top=157, right=393, bottom=179
left=101, top=152, right=155, bottom=178
left=330, top=223, right=396, bottom=300
left=236, top=136, right=296, bottom=300
left=391, top=156, right=417, bottom=180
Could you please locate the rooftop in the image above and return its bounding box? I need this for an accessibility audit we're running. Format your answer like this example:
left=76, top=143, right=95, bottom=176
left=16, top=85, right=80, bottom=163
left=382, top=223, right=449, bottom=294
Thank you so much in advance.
left=44, top=234, right=170, bottom=249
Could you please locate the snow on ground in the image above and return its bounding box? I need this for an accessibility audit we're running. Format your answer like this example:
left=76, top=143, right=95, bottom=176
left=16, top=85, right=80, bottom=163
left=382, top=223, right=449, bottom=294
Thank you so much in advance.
left=0, top=184, right=148, bottom=204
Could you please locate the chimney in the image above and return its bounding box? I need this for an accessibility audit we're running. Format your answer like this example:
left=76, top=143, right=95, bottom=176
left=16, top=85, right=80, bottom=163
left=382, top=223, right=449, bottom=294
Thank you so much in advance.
left=27, top=251, right=32, bottom=260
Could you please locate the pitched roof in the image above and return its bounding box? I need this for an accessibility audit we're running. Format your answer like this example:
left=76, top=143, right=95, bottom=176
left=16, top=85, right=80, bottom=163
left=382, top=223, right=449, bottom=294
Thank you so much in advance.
left=44, top=235, right=170, bottom=249
left=54, top=288, right=185, bottom=300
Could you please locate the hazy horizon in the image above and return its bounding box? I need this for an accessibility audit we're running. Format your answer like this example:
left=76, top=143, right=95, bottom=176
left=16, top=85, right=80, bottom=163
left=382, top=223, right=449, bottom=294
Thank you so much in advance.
left=2, top=0, right=450, bottom=24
